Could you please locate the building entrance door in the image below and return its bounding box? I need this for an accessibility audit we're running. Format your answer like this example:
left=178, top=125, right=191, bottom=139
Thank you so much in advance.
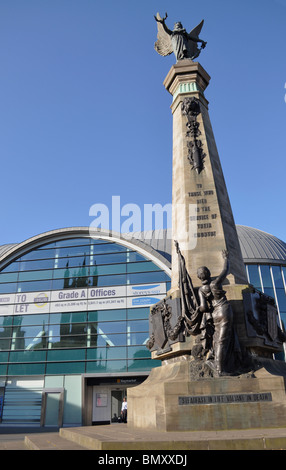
left=111, top=389, right=126, bottom=423
left=41, top=389, right=64, bottom=427
left=84, top=375, right=147, bottom=426
left=92, top=386, right=127, bottom=425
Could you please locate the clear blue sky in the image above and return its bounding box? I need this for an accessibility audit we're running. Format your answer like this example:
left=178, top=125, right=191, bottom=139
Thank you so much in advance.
left=0, top=0, right=285, bottom=245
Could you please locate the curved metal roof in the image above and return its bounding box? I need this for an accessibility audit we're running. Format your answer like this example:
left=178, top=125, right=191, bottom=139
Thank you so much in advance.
left=0, top=225, right=285, bottom=269
left=236, top=225, right=286, bottom=265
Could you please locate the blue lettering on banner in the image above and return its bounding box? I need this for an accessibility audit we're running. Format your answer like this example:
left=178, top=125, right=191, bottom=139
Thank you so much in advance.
left=132, top=297, right=161, bottom=306
left=131, top=285, right=160, bottom=291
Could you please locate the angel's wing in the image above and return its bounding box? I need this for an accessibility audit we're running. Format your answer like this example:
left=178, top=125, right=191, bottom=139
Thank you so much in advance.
left=154, top=12, right=173, bottom=57
left=188, top=19, right=204, bottom=59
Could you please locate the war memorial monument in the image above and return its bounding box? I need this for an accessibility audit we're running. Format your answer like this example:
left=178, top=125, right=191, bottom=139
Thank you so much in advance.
left=127, top=13, right=286, bottom=432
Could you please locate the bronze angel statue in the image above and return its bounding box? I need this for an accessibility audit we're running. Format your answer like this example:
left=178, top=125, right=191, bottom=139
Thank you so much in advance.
left=154, top=12, right=207, bottom=62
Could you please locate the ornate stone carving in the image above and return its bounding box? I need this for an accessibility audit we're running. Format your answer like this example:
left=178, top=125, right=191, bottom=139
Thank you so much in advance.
left=245, top=290, right=286, bottom=345
left=181, top=97, right=205, bottom=173
left=147, top=297, right=183, bottom=355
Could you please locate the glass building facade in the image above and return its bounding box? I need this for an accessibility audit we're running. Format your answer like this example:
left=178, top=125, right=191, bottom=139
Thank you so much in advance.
left=0, top=237, right=170, bottom=377
left=0, top=231, right=171, bottom=426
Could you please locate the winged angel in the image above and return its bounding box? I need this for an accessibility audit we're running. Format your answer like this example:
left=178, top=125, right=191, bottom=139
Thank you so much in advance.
left=154, top=12, right=207, bottom=62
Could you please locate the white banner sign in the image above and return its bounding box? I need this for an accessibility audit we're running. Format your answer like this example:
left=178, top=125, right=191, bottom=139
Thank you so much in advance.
left=0, top=283, right=167, bottom=315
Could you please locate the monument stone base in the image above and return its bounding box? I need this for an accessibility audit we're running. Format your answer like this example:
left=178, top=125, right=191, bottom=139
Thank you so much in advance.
left=127, top=357, right=286, bottom=432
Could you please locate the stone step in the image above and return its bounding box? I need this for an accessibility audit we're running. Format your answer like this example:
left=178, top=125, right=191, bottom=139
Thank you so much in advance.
left=24, top=432, right=87, bottom=450
left=21, top=424, right=286, bottom=450
left=0, top=440, right=27, bottom=450
left=59, top=424, right=286, bottom=451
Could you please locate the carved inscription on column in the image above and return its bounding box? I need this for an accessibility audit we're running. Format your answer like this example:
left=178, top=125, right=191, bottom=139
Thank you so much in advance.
left=188, top=184, right=217, bottom=239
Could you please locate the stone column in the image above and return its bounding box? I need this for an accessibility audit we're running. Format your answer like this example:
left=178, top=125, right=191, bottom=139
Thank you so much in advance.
left=165, top=60, right=247, bottom=291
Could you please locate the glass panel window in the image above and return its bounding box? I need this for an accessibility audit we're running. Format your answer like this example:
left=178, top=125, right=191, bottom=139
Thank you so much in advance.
left=94, top=253, right=127, bottom=265
left=0, top=283, right=17, bottom=294
left=48, top=323, right=86, bottom=336
left=13, top=314, right=49, bottom=326
left=0, top=316, right=13, bottom=327
left=17, top=280, right=52, bottom=293
left=88, top=310, right=126, bottom=322
left=46, top=362, right=85, bottom=374
left=280, top=312, right=286, bottom=328
left=263, top=287, right=275, bottom=299
left=12, top=324, right=48, bottom=338
left=91, top=321, right=127, bottom=335
left=127, top=320, right=149, bottom=332
left=0, top=261, right=19, bottom=273
left=18, top=270, right=53, bottom=281
left=95, top=333, right=127, bottom=347
left=127, top=271, right=169, bottom=284
left=37, top=242, right=57, bottom=249
left=90, top=243, right=128, bottom=254
left=127, top=252, right=146, bottom=263
left=126, top=331, right=149, bottom=346
left=260, top=265, right=273, bottom=289
left=55, top=238, right=90, bottom=248
left=47, top=349, right=85, bottom=362
left=86, top=346, right=126, bottom=360
left=55, top=256, right=90, bottom=269
left=48, top=336, right=87, bottom=348
left=86, top=360, right=127, bottom=373
left=282, top=267, right=286, bottom=284
left=127, top=262, right=161, bottom=273
left=56, top=246, right=90, bottom=258
left=127, top=308, right=150, bottom=320
left=271, top=266, right=284, bottom=289
left=20, top=248, right=57, bottom=261
left=9, top=350, right=46, bottom=362
left=8, top=363, right=45, bottom=375
left=0, top=326, right=12, bottom=337
left=0, top=338, right=11, bottom=350
left=52, top=278, right=89, bottom=290
left=246, top=265, right=261, bottom=290
left=56, top=312, right=87, bottom=324
left=127, top=345, right=151, bottom=359
left=0, top=351, right=9, bottom=362
left=19, top=259, right=55, bottom=271
left=88, top=274, right=126, bottom=287
left=0, top=272, right=18, bottom=283
left=276, top=289, right=286, bottom=312
left=0, top=364, right=7, bottom=375
left=127, top=358, right=159, bottom=371
left=94, top=264, right=126, bottom=275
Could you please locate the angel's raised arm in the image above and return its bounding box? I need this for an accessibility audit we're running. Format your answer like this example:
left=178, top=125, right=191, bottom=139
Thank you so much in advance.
left=154, top=12, right=172, bottom=36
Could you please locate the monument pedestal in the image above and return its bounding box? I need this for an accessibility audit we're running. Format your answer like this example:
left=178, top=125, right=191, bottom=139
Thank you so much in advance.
left=128, top=358, right=286, bottom=432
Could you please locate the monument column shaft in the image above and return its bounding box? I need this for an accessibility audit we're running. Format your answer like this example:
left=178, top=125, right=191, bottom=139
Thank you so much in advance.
left=164, top=60, right=247, bottom=289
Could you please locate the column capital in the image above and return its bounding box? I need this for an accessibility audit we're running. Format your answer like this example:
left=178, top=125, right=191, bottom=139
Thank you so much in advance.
left=163, top=60, right=211, bottom=99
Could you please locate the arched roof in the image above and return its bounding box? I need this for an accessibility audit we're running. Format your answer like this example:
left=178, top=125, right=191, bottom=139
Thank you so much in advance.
left=0, top=225, right=285, bottom=271
left=0, top=227, right=172, bottom=274
left=236, top=225, right=286, bottom=266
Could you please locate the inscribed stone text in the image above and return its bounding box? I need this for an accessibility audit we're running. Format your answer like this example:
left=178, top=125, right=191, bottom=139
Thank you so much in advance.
left=188, top=185, right=217, bottom=237
left=178, top=392, right=272, bottom=405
